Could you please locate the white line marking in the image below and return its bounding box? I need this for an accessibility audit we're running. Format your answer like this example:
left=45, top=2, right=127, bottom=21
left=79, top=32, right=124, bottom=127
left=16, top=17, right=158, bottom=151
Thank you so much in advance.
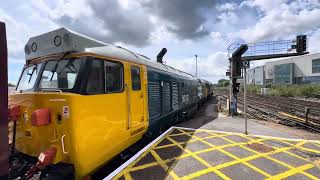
left=104, top=126, right=175, bottom=180
left=173, top=126, right=320, bottom=143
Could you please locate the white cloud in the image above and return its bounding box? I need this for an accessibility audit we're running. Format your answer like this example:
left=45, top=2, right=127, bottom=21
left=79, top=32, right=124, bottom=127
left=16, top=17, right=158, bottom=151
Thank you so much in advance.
left=233, top=0, right=320, bottom=43
left=0, top=9, right=31, bottom=59
left=217, top=2, right=237, bottom=11
left=3, top=0, right=320, bottom=84
left=309, top=29, right=320, bottom=53
left=167, top=52, right=228, bottom=83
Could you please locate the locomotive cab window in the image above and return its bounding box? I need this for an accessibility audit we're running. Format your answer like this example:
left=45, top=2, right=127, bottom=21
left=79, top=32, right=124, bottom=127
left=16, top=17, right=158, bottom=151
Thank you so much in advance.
left=86, top=59, right=123, bottom=95
left=86, top=60, right=105, bottom=94
left=105, top=61, right=123, bottom=93
left=131, top=66, right=141, bottom=91
left=39, top=59, right=82, bottom=90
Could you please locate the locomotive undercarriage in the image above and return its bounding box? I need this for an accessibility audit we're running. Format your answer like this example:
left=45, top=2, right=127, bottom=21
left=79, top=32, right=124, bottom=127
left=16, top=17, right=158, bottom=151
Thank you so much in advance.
left=9, top=146, right=74, bottom=180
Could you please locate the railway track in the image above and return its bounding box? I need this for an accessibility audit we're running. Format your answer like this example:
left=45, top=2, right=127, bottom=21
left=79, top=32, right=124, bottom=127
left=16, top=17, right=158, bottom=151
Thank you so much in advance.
left=215, top=89, right=320, bottom=133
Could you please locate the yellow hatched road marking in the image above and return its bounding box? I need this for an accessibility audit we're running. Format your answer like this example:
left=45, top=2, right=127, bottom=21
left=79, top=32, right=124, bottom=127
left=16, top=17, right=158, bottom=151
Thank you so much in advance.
left=156, top=132, right=251, bottom=150
left=112, top=127, right=320, bottom=180
left=179, top=128, right=318, bottom=180
left=204, top=129, right=318, bottom=179
left=113, top=128, right=174, bottom=179
left=166, top=136, right=230, bottom=180
left=150, top=150, right=180, bottom=180
left=266, top=163, right=317, bottom=180
left=124, top=173, right=132, bottom=180
left=278, top=139, right=320, bottom=154
left=179, top=129, right=272, bottom=178
left=247, top=136, right=315, bottom=165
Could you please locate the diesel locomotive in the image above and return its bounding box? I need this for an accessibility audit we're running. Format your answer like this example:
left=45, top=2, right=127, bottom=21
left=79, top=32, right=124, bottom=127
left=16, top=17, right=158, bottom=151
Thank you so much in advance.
left=8, top=28, right=213, bottom=179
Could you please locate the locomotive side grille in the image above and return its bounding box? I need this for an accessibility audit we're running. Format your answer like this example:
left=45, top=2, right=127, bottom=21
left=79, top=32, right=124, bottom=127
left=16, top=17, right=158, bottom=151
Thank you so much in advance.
left=148, top=81, right=161, bottom=118
left=172, top=82, right=179, bottom=110
left=162, top=82, right=171, bottom=114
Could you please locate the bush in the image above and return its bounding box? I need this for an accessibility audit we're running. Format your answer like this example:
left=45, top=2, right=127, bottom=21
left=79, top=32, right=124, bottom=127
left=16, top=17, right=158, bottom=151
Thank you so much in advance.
left=245, top=85, right=262, bottom=94
left=268, top=84, right=320, bottom=97
left=216, top=79, right=230, bottom=87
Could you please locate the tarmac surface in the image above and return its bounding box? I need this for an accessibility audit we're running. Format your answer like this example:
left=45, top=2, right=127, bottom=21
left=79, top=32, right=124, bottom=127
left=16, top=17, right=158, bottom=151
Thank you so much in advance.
left=105, top=96, right=320, bottom=180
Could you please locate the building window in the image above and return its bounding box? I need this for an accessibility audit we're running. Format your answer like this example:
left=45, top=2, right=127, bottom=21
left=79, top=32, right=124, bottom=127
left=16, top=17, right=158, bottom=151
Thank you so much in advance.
left=274, top=63, right=293, bottom=84
left=131, top=66, right=141, bottom=91
left=312, top=59, right=320, bottom=73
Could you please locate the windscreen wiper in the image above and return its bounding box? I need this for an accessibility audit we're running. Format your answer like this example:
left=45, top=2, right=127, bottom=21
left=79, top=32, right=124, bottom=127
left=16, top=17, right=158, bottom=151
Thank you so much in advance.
left=27, top=65, right=37, bottom=83
left=49, top=52, right=71, bottom=81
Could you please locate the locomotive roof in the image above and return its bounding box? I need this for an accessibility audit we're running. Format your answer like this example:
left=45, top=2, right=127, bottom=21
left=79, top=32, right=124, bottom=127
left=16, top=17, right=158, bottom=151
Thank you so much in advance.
left=85, top=46, right=196, bottom=79
left=25, top=28, right=196, bottom=80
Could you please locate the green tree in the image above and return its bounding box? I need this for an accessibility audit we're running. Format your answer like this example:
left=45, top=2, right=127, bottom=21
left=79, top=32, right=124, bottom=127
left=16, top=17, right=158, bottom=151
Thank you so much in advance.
left=216, top=79, right=229, bottom=87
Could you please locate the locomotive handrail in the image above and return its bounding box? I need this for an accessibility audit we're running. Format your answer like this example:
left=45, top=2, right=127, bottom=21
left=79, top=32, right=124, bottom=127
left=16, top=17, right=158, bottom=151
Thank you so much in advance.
left=126, top=84, right=131, bottom=129
left=61, top=134, right=68, bottom=154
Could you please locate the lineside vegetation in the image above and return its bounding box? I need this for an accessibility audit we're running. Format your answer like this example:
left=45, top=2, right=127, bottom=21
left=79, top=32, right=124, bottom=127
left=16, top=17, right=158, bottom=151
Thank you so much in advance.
left=246, top=84, right=320, bottom=98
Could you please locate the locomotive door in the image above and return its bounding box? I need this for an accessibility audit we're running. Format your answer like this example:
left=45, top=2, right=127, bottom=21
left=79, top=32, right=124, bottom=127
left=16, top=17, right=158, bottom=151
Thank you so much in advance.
left=129, top=64, right=145, bottom=133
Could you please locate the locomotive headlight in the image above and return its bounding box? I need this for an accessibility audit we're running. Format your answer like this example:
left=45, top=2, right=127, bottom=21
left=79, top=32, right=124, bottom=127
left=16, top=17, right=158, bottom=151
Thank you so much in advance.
left=31, top=42, right=37, bottom=52
left=63, top=33, right=71, bottom=45
left=24, top=44, right=31, bottom=54
left=54, top=35, right=62, bottom=47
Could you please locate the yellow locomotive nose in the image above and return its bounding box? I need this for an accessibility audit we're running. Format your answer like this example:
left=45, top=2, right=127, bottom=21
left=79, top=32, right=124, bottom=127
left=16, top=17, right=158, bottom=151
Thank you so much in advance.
left=9, top=92, right=70, bottom=164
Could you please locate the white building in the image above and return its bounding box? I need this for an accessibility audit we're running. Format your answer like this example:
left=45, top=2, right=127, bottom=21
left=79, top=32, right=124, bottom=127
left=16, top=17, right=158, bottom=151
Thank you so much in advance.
left=247, top=53, right=320, bottom=85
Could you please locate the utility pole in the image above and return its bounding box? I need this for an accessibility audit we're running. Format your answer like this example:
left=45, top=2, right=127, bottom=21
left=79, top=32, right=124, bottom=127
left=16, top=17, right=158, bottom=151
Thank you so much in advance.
left=0, top=21, right=8, bottom=179
left=195, top=54, right=198, bottom=77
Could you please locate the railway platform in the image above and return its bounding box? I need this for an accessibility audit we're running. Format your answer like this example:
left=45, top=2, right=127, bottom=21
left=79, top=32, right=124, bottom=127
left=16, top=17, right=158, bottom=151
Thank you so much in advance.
left=105, top=126, right=320, bottom=180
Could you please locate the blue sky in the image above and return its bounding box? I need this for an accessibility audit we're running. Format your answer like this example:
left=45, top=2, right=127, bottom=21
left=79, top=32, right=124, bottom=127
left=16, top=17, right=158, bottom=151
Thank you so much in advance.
left=2, top=0, right=320, bottom=84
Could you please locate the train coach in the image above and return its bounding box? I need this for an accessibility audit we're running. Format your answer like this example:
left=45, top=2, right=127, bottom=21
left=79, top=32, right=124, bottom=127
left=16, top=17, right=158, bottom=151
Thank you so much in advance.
left=8, top=28, right=213, bottom=179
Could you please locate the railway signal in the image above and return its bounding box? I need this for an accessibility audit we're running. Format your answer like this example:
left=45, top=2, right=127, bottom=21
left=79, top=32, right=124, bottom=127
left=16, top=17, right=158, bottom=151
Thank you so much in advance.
left=296, top=35, right=307, bottom=53
left=231, top=44, right=248, bottom=78
left=229, top=44, right=248, bottom=116
left=228, top=35, right=309, bottom=134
